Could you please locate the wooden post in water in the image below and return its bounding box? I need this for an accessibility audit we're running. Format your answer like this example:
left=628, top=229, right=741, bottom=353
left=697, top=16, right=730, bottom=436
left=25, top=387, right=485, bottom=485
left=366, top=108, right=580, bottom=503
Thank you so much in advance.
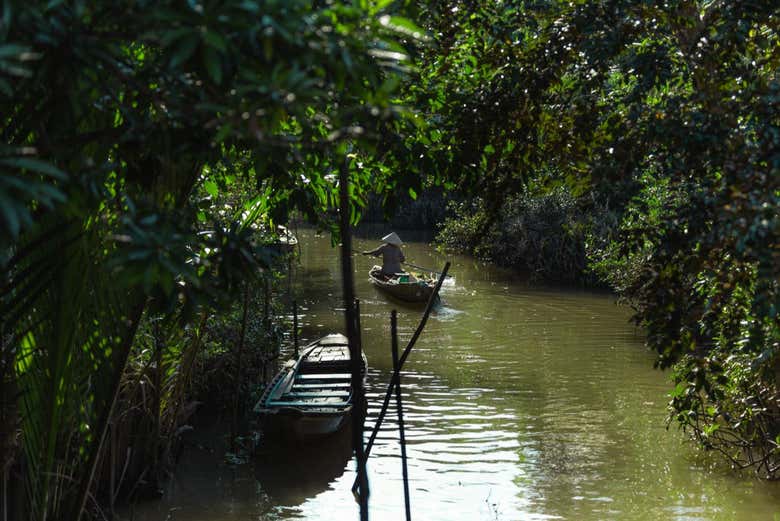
left=391, top=310, right=412, bottom=521
left=287, top=249, right=293, bottom=298
left=353, top=262, right=450, bottom=494
left=338, top=156, right=369, bottom=520
left=263, top=277, right=270, bottom=328
left=354, top=299, right=362, bottom=363
left=293, top=300, right=299, bottom=359
left=231, top=284, right=250, bottom=450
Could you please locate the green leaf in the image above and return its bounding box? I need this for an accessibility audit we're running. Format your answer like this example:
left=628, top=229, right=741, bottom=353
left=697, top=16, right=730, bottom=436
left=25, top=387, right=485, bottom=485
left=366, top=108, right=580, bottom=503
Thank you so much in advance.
left=159, top=27, right=194, bottom=48
left=203, top=30, right=227, bottom=52
left=46, top=0, right=66, bottom=10
left=0, top=78, right=11, bottom=96
left=0, top=192, right=21, bottom=238
left=0, top=43, right=31, bottom=58
left=214, top=123, right=233, bottom=143
left=669, top=382, right=686, bottom=398
left=0, top=3, right=10, bottom=40
left=0, top=60, right=32, bottom=77
left=203, top=180, right=219, bottom=197
left=169, top=34, right=199, bottom=69
left=378, top=15, right=427, bottom=40
left=203, top=46, right=222, bottom=84
left=126, top=249, right=153, bottom=261
left=0, top=158, right=67, bottom=179
left=703, top=423, right=719, bottom=436
left=139, top=214, right=158, bottom=226
left=371, top=0, right=394, bottom=14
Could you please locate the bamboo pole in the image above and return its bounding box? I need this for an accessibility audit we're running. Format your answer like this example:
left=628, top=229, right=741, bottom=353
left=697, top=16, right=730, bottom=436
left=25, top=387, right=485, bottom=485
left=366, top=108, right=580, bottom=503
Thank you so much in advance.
left=263, top=277, right=270, bottom=328
left=338, top=157, right=369, bottom=520
left=152, top=320, right=162, bottom=483
left=109, top=422, right=116, bottom=519
left=231, top=284, right=250, bottom=450
left=2, top=464, right=6, bottom=521
left=352, top=262, right=450, bottom=494
left=391, top=310, right=411, bottom=521
left=1, top=326, right=8, bottom=521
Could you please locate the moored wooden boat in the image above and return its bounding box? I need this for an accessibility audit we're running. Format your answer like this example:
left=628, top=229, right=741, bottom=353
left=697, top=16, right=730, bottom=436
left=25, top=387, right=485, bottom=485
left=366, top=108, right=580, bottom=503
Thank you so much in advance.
left=273, top=224, right=298, bottom=254
left=254, top=334, right=366, bottom=442
left=368, top=265, right=437, bottom=303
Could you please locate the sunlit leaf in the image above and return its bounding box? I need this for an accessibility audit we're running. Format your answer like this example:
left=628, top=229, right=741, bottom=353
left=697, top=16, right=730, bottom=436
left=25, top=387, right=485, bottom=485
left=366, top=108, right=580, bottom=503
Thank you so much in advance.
left=204, top=180, right=219, bottom=197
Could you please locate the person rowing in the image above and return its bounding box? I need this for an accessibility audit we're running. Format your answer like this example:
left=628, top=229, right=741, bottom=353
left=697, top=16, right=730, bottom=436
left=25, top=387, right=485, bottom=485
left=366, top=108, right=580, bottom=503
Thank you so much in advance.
left=362, top=232, right=406, bottom=278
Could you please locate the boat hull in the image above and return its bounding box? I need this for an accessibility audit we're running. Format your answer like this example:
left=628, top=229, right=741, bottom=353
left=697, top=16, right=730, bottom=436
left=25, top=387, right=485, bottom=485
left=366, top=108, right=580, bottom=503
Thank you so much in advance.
left=255, top=334, right=365, bottom=443
left=368, top=266, right=437, bottom=303
left=259, top=406, right=353, bottom=442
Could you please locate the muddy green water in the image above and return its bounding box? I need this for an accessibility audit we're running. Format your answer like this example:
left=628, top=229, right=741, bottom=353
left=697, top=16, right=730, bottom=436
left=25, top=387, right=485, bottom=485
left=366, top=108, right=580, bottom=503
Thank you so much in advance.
left=128, top=229, right=780, bottom=521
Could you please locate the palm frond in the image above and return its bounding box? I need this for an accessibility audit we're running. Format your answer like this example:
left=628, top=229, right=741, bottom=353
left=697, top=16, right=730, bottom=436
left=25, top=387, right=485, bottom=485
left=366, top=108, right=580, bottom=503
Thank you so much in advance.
left=4, top=213, right=146, bottom=521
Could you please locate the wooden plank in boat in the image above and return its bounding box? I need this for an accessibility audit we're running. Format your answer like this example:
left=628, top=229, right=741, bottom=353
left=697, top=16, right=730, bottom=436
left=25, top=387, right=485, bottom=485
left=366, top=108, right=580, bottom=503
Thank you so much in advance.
left=265, top=400, right=348, bottom=407
left=296, top=373, right=351, bottom=380
left=305, top=348, right=350, bottom=362
left=286, top=391, right=350, bottom=398
left=293, top=383, right=351, bottom=389
left=318, top=336, right=349, bottom=346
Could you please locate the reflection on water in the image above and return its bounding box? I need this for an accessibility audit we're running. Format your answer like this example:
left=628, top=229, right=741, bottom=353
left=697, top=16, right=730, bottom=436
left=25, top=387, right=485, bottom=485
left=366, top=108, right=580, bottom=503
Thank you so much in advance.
left=127, top=229, right=780, bottom=521
left=254, top=427, right=353, bottom=508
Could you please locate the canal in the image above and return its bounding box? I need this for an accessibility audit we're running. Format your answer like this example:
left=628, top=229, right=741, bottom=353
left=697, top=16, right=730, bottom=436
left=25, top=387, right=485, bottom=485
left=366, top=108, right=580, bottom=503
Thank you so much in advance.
left=127, top=229, right=780, bottom=521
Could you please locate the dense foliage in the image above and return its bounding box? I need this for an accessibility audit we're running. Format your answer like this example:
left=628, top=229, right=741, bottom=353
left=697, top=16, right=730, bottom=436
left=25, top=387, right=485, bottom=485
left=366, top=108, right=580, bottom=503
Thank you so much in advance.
left=412, top=1, right=779, bottom=476
left=437, top=188, right=613, bottom=284
left=2, top=2, right=779, bottom=520
left=0, top=1, right=423, bottom=519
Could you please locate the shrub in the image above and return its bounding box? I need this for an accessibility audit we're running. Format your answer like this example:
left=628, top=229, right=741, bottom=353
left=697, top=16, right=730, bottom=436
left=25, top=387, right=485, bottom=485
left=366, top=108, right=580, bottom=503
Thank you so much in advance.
left=437, top=189, right=615, bottom=285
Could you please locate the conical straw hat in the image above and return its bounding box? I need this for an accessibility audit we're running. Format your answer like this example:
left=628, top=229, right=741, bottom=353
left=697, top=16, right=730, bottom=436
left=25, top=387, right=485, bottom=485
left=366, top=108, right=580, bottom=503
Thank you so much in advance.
left=381, top=232, right=403, bottom=246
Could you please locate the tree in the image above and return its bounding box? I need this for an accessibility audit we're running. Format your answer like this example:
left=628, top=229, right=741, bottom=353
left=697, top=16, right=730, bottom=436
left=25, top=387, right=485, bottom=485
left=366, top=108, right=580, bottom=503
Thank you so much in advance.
left=411, top=0, right=780, bottom=475
left=0, top=1, right=423, bottom=518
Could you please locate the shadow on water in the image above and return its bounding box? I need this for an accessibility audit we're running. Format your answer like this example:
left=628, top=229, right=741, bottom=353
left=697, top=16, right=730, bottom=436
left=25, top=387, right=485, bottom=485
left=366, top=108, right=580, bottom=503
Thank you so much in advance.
left=118, top=415, right=355, bottom=521
left=254, top=426, right=353, bottom=507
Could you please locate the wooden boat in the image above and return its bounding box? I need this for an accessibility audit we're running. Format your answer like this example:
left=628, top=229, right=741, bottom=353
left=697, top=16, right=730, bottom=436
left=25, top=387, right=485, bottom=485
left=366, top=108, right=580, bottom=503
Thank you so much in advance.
left=273, top=224, right=298, bottom=254
left=368, top=265, right=437, bottom=303
left=254, top=334, right=366, bottom=442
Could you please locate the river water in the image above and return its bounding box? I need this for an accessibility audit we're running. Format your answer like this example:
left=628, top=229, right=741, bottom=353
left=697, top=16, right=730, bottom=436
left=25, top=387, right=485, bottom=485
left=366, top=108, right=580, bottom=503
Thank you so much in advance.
left=128, top=229, right=780, bottom=521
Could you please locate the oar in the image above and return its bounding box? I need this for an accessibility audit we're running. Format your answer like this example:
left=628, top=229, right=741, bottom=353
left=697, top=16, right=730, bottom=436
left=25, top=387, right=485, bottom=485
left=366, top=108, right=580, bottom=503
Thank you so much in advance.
left=402, top=261, right=453, bottom=278
left=353, top=248, right=453, bottom=278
